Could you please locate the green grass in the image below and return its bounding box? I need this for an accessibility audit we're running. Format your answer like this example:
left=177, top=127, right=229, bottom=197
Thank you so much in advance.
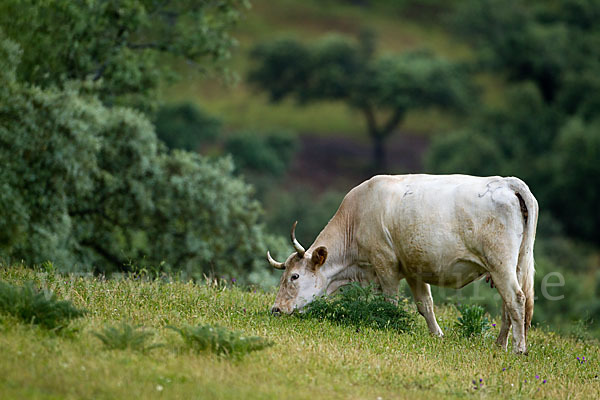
left=162, top=0, right=473, bottom=137
left=1, top=266, right=599, bottom=399
left=455, top=304, right=492, bottom=338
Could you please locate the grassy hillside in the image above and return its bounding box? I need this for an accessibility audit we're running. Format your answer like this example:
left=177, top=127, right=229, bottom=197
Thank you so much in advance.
left=162, top=0, right=474, bottom=138
left=1, top=266, right=599, bottom=399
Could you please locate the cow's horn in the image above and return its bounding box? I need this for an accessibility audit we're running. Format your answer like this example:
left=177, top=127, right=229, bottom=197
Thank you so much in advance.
left=267, top=251, right=285, bottom=270
left=291, top=221, right=305, bottom=257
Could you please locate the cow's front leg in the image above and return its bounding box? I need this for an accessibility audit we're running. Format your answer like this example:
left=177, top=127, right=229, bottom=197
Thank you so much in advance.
left=406, top=278, right=443, bottom=337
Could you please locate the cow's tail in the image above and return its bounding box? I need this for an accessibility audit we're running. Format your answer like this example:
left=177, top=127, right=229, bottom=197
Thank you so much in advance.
left=506, top=177, right=538, bottom=337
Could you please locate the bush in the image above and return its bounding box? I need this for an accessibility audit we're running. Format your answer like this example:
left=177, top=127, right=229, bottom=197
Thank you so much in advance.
left=0, top=281, right=85, bottom=330
left=154, top=103, right=221, bottom=151
left=302, top=283, right=415, bottom=332
left=93, top=322, right=161, bottom=352
left=225, top=131, right=297, bottom=176
left=454, top=304, right=491, bottom=338
left=168, top=324, right=273, bottom=359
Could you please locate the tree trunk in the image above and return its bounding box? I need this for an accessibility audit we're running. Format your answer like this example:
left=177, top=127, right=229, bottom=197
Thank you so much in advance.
left=372, top=134, right=387, bottom=173
left=361, top=106, right=403, bottom=173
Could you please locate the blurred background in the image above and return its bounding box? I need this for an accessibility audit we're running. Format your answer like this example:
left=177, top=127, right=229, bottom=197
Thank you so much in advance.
left=0, top=0, right=599, bottom=335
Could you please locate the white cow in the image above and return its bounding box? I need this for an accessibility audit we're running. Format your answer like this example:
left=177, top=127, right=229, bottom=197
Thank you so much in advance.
left=267, top=174, right=538, bottom=354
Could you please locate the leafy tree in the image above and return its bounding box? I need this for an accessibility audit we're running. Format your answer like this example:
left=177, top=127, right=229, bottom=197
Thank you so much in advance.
left=0, top=0, right=249, bottom=109
left=0, top=1, right=293, bottom=281
left=0, top=32, right=288, bottom=280
left=454, top=0, right=600, bottom=107
left=248, top=33, right=472, bottom=171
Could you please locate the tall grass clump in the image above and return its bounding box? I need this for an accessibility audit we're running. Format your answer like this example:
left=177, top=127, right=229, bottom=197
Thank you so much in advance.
left=93, top=322, right=162, bottom=352
left=455, top=303, right=491, bottom=337
left=302, top=283, right=415, bottom=332
left=169, top=324, right=273, bottom=359
left=0, top=281, right=85, bottom=330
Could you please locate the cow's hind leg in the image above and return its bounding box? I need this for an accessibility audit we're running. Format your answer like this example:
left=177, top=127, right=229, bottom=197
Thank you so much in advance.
left=407, top=278, right=443, bottom=337
left=495, top=303, right=511, bottom=350
left=489, top=271, right=526, bottom=354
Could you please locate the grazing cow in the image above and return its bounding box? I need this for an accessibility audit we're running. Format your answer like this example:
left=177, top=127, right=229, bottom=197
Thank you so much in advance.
left=267, top=174, right=538, bottom=354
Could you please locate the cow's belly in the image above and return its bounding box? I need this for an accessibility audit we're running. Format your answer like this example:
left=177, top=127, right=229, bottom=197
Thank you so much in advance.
left=411, top=258, right=487, bottom=289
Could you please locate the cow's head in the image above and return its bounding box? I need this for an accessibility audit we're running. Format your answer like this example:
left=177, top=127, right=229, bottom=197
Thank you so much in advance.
left=267, top=221, right=328, bottom=314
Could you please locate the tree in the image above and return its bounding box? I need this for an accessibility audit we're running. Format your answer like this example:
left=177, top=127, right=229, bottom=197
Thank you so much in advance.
left=0, top=34, right=290, bottom=278
left=248, top=33, right=472, bottom=171
left=453, top=0, right=600, bottom=108
left=0, top=0, right=249, bottom=110
left=0, top=1, right=290, bottom=283
left=0, top=34, right=289, bottom=280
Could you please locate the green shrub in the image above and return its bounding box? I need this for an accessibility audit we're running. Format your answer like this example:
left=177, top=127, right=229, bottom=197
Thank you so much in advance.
left=302, top=283, right=415, bottom=332
left=455, top=304, right=491, bottom=338
left=154, top=103, right=221, bottom=151
left=168, top=324, right=273, bottom=359
left=0, top=281, right=85, bottom=330
left=93, top=322, right=161, bottom=352
left=225, top=131, right=297, bottom=176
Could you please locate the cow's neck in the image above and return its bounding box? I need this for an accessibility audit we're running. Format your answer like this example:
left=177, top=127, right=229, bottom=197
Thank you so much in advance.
left=308, top=211, right=359, bottom=290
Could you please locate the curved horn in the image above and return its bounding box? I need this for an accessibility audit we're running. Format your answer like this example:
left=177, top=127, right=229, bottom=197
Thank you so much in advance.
left=291, top=221, right=305, bottom=257
left=267, top=251, right=285, bottom=270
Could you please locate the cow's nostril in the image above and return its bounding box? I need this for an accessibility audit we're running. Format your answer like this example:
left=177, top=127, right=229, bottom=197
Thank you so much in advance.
left=271, top=306, right=281, bottom=315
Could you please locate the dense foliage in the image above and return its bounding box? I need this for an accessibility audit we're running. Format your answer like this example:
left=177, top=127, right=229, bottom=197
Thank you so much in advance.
left=0, top=7, right=288, bottom=282
left=0, top=0, right=249, bottom=110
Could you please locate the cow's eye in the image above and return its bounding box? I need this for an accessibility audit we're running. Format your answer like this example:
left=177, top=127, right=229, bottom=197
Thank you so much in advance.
left=291, top=273, right=299, bottom=281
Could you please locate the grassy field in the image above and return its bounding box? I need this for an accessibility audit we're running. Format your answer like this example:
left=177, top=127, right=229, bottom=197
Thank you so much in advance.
left=1, top=266, right=599, bottom=399
left=162, top=0, right=474, bottom=137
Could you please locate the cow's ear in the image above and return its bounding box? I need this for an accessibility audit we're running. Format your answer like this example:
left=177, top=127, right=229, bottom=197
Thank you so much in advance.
left=311, top=246, right=328, bottom=268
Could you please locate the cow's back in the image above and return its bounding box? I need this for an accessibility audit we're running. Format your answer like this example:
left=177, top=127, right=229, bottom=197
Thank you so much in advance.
left=345, top=174, right=525, bottom=285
